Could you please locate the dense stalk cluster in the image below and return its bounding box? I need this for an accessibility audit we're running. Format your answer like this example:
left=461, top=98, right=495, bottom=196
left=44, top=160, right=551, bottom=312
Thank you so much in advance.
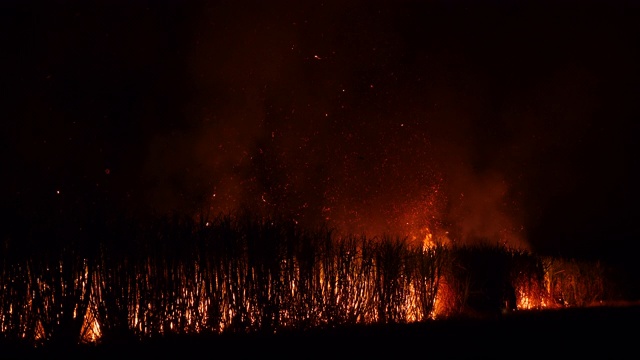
left=0, top=213, right=608, bottom=347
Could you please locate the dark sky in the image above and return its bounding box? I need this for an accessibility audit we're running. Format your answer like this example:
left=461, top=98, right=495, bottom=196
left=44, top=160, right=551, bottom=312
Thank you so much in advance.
left=2, top=0, right=639, bottom=261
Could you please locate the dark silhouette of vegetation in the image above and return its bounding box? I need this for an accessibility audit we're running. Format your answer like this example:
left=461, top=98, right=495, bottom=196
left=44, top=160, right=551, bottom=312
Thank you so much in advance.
left=0, top=210, right=626, bottom=351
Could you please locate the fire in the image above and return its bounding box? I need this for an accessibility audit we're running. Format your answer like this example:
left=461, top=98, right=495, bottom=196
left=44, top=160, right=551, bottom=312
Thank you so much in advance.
left=80, top=303, right=101, bottom=343
left=420, top=228, right=451, bottom=251
left=0, top=217, right=608, bottom=346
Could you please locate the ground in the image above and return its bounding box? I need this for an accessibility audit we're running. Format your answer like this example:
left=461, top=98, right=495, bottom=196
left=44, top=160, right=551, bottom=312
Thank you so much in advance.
left=4, top=304, right=637, bottom=359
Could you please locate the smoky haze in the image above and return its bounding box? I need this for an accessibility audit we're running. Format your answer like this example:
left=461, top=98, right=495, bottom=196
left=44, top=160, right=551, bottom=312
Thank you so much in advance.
left=159, top=2, right=528, bottom=248
left=3, top=1, right=638, bottom=259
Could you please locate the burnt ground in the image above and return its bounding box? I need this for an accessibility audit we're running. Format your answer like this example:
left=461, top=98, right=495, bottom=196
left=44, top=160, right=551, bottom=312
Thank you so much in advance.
left=3, top=304, right=638, bottom=359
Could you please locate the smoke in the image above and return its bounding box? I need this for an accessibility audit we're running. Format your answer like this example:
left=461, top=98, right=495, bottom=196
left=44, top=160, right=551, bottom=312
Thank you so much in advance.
left=441, top=165, right=528, bottom=250
left=3, top=0, right=636, bottom=261
left=124, top=1, right=537, bottom=250
left=135, top=1, right=623, bottom=252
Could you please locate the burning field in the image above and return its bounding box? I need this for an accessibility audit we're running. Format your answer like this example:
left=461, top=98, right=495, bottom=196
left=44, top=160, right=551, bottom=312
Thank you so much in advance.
left=2, top=0, right=639, bottom=357
left=0, top=211, right=629, bottom=353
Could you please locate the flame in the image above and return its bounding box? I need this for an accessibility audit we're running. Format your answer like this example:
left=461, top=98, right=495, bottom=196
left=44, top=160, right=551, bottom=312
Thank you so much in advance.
left=0, top=224, right=607, bottom=345
left=80, top=303, right=101, bottom=343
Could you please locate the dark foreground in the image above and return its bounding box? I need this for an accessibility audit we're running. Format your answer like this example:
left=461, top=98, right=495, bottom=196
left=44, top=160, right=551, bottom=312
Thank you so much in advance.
left=3, top=304, right=638, bottom=359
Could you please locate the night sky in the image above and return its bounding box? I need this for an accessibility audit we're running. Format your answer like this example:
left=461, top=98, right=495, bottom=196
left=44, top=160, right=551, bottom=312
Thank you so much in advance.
left=3, top=0, right=639, bottom=262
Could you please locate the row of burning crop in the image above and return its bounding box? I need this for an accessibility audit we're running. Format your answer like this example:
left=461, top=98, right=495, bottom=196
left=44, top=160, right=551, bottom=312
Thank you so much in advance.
left=0, top=214, right=609, bottom=346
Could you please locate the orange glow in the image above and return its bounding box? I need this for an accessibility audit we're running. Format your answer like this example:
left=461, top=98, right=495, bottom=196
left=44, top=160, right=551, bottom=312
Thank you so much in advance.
left=0, top=226, right=607, bottom=345
left=80, top=304, right=101, bottom=343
